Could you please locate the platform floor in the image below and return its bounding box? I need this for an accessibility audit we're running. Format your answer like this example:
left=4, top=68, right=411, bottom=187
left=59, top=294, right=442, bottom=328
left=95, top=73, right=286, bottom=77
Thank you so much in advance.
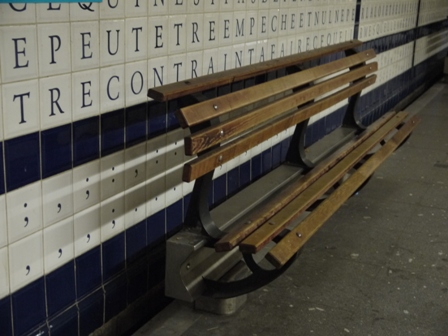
left=134, top=82, right=448, bottom=336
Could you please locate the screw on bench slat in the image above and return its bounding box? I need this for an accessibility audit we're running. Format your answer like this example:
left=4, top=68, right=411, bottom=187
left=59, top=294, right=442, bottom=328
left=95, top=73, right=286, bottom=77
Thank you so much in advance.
left=296, top=232, right=302, bottom=238
left=213, top=105, right=218, bottom=110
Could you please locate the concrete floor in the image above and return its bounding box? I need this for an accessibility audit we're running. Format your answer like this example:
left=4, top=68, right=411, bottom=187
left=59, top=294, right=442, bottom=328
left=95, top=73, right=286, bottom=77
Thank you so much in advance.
left=135, top=82, right=448, bottom=336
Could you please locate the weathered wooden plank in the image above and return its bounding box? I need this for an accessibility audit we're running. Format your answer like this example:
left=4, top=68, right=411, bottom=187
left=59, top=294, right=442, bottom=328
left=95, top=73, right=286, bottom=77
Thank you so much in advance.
left=238, top=112, right=409, bottom=254
left=147, top=40, right=363, bottom=102
left=186, top=62, right=378, bottom=155
left=214, top=111, right=399, bottom=252
left=265, top=115, right=421, bottom=269
left=182, top=75, right=376, bottom=182
left=178, top=50, right=376, bottom=129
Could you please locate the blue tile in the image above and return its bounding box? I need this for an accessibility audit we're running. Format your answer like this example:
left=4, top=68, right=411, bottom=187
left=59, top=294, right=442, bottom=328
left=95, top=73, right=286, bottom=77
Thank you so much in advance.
left=167, top=99, right=180, bottom=130
left=104, top=274, right=127, bottom=323
left=45, top=261, right=76, bottom=317
left=272, top=143, right=282, bottom=168
left=24, top=324, right=49, bottom=336
left=127, top=261, right=148, bottom=305
left=4, top=133, right=40, bottom=192
left=166, top=200, right=183, bottom=236
left=125, top=103, right=147, bottom=147
left=0, top=297, right=12, bottom=336
left=12, top=278, right=46, bottom=336
left=73, top=116, right=100, bottom=167
left=101, top=109, right=125, bottom=156
left=251, top=154, right=262, bottom=181
left=102, top=233, right=125, bottom=281
left=41, top=124, right=72, bottom=179
left=227, top=167, right=239, bottom=197
left=148, top=101, right=166, bottom=139
left=76, top=246, right=102, bottom=298
left=261, top=149, right=272, bottom=174
left=147, top=209, right=166, bottom=246
left=47, top=306, right=78, bottom=336
left=281, top=137, right=291, bottom=163
left=126, top=220, right=147, bottom=263
left=0, top=143, right=4, bottom=195
left=213, top=175, right=227, bottom=206
left=79, top=289, right=104, bottom=336
left=239, top=161, right=251, bottom=188
left=183, top=193, right=191, bottom=221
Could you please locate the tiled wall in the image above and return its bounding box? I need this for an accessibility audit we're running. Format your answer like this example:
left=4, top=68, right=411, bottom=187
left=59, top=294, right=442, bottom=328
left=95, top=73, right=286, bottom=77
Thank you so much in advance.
left=0, top=1, right=447, bottom=336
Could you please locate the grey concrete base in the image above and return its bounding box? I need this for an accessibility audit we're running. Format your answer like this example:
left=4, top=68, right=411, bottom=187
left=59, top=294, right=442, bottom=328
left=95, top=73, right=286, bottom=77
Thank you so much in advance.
left=194, top=295, right=248, bottom=316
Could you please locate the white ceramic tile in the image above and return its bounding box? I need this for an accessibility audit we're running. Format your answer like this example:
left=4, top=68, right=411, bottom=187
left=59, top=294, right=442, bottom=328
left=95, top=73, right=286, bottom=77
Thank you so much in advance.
left=233, top=11, right=247, bottom=44
left=220, top=0, right=234, bottom=11
left=258, top=10, right=270, bottom=40
left=187, top=14, right=204, bottom=52
left=8, top=231, right=43, bottom=293
left=169, top=0, right=187, bottom=14
left=2, top=79, right=39, bottom=140
left=74, top=204, right=101, bottom=257
left=43, top=217, right=74, bottom=274
left=125, top=142, right=147, bottom=189
left=0, top=247, right=9, bottom=299
left=0, top=196, right=6, bottom=248
left=234, top=0, right=247, bottom=11
left=100, top=0, right=125, bottom=19
left=148, top=56, right=168, bottom=90
left=219, top=12, right=234, bottom=47
left=147, top=134, right=167, bottom=181
left=71, top=21, right=100, bottom=72
left=42, top=171, right=74, bottom=228
left=37, top=23, right=71, bottom=77
left=148, top=0, right=168, bottom=16
left=218, top=46, right=232, bottom=72
left=70, top=2, right=99, bottom=21
left=72, top=69, right=100, bottom=121
left=188, top=0, right=204, bottom=13
left=7, top=181, right=43, bottom=245
left=246, top=11, right=258, bottom=42
left=0, top=3, right=36, bottom=25
left=39, top=74, right=72, bottom=130
left=146, top=174, right=166, bottom=215
left=36, top=3, right=69, bottom=23
left=245, top=41, right=258, bottom=65
left=257, top=39, right=268, bottom=62
left=0, top=26, right=38, bottom=84
left=126, top=0, right=148, bottom=17
left=126, top=17, right=148, bottom=62
left=147, top=16, right=168, bottom=58
left=203, top=13, right=220, bottom=50
left=73, top=160, right=101, bottom=213
left=202, top=48, right=219, bottom=75
left=0, top=85, right=3, bottom=140
left=165, top=166, right=183, bottom=206
left=124, top=182, right=147, bottom=229
left=168, top=15, right=187, bottom=55
left=186, top=51, right=204, bottom=79
left=100, top=20, right=125, bottom=67
left=100, top=64, right=125, bottom=113
left=203, top=0, right=219, bottom=13
left=100, top=192, right=125, bottom=242
left=247, top=0, right=259, bottom=10
left=101, top=151, right=125, bottom=201
left=168, top=53, right=187, bottom=84
left=125, top=60, right=148, bottom=106
left=232, top=43, right=245, bottom=69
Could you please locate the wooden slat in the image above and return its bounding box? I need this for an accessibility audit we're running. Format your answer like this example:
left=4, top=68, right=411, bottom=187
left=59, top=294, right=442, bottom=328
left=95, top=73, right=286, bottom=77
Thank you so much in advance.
left=147, top=40, right=363, bottom=102
left=178, top=50, right=376, bottom=128
left=214, top=111, right=398, bottom=252
left=182, top=75, right=376, bottom=182
left=265, top=115, right=421, bottom=269
left=186, top=62, right=378, bottom=155
left=238, top=112, right=409, bottom=254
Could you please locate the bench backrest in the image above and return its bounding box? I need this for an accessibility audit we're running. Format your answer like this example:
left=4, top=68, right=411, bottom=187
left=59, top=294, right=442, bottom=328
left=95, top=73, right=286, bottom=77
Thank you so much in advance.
left=164, top=47, right=377, bottom=183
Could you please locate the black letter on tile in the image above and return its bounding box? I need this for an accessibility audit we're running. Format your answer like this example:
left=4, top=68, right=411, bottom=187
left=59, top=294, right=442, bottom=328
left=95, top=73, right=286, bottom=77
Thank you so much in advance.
left=132, top=27, right=143, bottom=52
left=107, top=76, right=120, bottom=100
left=9, top=4, right=26, bottom=11
left=131, top=71, right=144, bottom=95
left=107, top=30, right=120, bottom=56
left=49, top=35, right=61, bottom=64
left=81, top=81, right=93, bottom=108
left=12, top=38, right=29, bottom=69
left=49, top=88, right=65, bottom=116
left=81, top=32, right=93, bottom=59
left=13, top=92, right=30, bottom=124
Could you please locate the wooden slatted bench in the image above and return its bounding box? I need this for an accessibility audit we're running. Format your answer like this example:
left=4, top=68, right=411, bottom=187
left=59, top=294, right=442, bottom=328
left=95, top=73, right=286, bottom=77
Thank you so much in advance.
left=147, top=40, right=420, bottom=303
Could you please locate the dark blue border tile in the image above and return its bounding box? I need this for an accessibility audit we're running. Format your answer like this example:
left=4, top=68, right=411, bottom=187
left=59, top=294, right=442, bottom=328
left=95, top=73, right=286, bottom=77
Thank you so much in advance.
left=12, top=278, right=46, bottom=336
left=239, top=161, right=251, bottom=189
left=4, top=132, right=40, bottom=192
left=101, top=109, right=125, bottom=156
left=227, top=167, right=240, bottom=197
left=148, top=101, right=166, bottom=139
left=104, top=274, right=127, bottom=323
left=147, top=209, right=166, bottom=246
left=251, top=154, right=262, bottom=181
left=166, top=200, right=183, bottom=236
left=76, top=246, right=102, bottom=298
left=47, top=306, right=78, bottom=336
left=46, top=261, right=76, bottom=317
left=102, top=233, right=125, bottom=281
left=0, top=143, right=4, bottom=195
left=79, top=289, right=104, bottom=336
left=125, top=103, right=147, bottom=147
left=0, top=296, right=12, bottom=336
left=24, top=324, right=49, bottom=336
left=213, top=175, right=227, bottom=206
left=126, top=220, right=147, bottom=263
left=41, top=124, right=72, bottom=179
left=73, top=116, right=100, bottom=167
left=127, top=261, right=148, bottom=305
left=261, top=149, right=272, bottom=174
